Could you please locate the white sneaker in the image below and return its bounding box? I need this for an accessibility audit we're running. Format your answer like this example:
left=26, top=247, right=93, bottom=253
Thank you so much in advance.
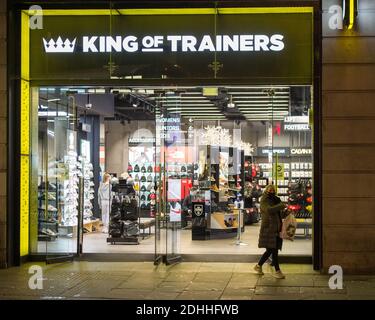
left=272, top=270, right=286, bottom=279
left=253, top=264, right=264, bottom=275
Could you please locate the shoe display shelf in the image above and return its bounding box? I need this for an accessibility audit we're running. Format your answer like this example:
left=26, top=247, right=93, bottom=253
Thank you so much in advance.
left=129, top=162, right=155, bottom=214
left=58, top=151, right=79, bottom=237
left=37, top=179, right=59, bottom=241
left=80, top=157, right=96, bottom=222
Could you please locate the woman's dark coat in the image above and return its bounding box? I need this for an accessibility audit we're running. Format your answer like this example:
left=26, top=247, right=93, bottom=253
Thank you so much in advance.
left=258, top=192, right=286, bottom=250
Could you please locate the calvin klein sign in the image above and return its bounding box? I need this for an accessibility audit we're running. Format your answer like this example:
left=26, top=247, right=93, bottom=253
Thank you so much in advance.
left=291, top=148, right=312, bottom=155
left=43, top=34, right=285, bottom=54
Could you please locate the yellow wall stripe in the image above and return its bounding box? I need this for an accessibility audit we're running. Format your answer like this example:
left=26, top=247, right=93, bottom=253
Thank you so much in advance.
left=20, top=12, right=30, bottom=257
left=348, top=0, right=355, bottom=29
left=21, top=12, right=29, bottom=80
left=20, top=156, right=30, bottom=256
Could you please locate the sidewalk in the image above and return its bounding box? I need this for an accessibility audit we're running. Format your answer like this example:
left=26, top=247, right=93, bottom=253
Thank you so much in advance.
left=0, top=262, right=374, bottom=300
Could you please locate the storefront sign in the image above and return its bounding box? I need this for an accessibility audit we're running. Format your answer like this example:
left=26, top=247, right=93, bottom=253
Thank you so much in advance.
left=44, top=34, right=285, bottom=54
left=291, top=148, right=312, bottom=155
left=257, top=147, right=290, bottom=157
left=29, top=11, right=313, bottom=83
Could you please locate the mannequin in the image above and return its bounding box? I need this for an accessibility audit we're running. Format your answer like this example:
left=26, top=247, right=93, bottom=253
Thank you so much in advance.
left=98, top=173, right=112, bottom=233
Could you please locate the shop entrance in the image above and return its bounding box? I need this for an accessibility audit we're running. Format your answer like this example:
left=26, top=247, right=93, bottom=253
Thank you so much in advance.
left=30, top=85, right=313, bottom=263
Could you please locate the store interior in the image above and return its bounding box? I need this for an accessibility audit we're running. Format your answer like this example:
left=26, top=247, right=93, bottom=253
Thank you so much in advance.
left=31, top=85, right=313, bottom=257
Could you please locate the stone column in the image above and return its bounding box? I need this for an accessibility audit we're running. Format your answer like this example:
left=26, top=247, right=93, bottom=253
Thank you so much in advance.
left=0, top=0, right=7, bottom=268
left=322, top=0, right=375, bottom=273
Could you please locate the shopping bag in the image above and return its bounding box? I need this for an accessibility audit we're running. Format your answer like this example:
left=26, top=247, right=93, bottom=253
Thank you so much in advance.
left=280, top=213, right=297, bottom=241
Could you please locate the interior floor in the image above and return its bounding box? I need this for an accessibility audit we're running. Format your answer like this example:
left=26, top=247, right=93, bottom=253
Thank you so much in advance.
left=38, top=223, right=312, bottom=256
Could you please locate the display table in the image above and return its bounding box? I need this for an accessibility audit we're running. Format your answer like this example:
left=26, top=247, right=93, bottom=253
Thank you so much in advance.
left=59, top=219, right=101, bottom=238
left=139, top=218, right=155, bottom=239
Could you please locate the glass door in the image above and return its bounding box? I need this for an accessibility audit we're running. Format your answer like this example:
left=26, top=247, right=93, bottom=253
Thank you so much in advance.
left=155, top=91, right=182, bottom=265
left=32, top=87, right=82, bottom=263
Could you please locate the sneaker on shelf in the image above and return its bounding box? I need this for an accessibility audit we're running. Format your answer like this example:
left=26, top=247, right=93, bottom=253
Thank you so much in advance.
left=210, top=176, right=216, bottom=182
left=48, top=183, right=56, bottom=190
left=211, top=184, right=219, bottom=193
left=46, top=228, right=57, bottom=236
left=47, top=193, right=56, bottom=200
left=47, top=205, right=58, bottom=212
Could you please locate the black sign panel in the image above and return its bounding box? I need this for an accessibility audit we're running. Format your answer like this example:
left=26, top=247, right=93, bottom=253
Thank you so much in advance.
left=29, top=12, right=313, bottom=83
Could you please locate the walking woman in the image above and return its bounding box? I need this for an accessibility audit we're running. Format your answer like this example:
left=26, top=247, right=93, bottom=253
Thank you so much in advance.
left=254, top=184, right=288, bottom=279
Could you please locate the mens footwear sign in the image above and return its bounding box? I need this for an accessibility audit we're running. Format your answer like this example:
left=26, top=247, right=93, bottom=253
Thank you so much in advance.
left=29, top=10, right=313, bottom=83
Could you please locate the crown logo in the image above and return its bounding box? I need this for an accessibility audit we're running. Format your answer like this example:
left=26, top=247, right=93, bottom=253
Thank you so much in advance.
left=43, top=37, right=76, bottom=53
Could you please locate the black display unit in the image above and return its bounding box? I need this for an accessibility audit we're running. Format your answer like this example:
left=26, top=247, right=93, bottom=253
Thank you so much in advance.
left=193, top=145, right=245, bottom=240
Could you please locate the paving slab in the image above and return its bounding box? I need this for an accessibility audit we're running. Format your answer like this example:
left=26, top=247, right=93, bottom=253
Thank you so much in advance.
left=193, top=272, right=232, bottom=283
left=222, top=288, right=255, bottom=297
left=199, top=263, right=235, bottom=272
left=176, top=290, right=223, bottom=300
left=255, top=286, right=301, bottom=295
left=186, top=281, right=228, bottom=292
left=258, top=275, right=314, bottom=287
left=313, top=294, right=349, bottom=300
left=145, top=290, right=181, bottom=300
left=252, top=294, right=305, bottom=300
left=167, top=263, right=202, bottom=273
left=106, top=288, right=153, bottom=299
left=157, top=281, right=191, bottom=292
left=164, top=272, right=196, bottom=282
left=220, top=295, right=253, bottom=300
left=226, top=279, right=259, bottom=290
left=300, top=287, right=347, bottom=295
left=116, top=278, right=164, bottom=290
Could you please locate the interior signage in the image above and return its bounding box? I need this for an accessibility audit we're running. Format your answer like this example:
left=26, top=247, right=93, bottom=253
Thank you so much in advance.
left=257, top=147, right=290, bottom=157
left=128, top=137, right=155, bottom=144
left=284, top=116, right=309, bottom=123
left=43, top=34, right=285, bottom=54
left=291, top=148, right=312, bottom=155
left=284, top=123, right=310, bottom=131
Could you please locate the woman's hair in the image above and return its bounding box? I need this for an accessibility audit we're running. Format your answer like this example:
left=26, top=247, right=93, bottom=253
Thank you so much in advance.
left=263, top=184, right=275, bottom=195
left=103, top=173, right=111, bottom=183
